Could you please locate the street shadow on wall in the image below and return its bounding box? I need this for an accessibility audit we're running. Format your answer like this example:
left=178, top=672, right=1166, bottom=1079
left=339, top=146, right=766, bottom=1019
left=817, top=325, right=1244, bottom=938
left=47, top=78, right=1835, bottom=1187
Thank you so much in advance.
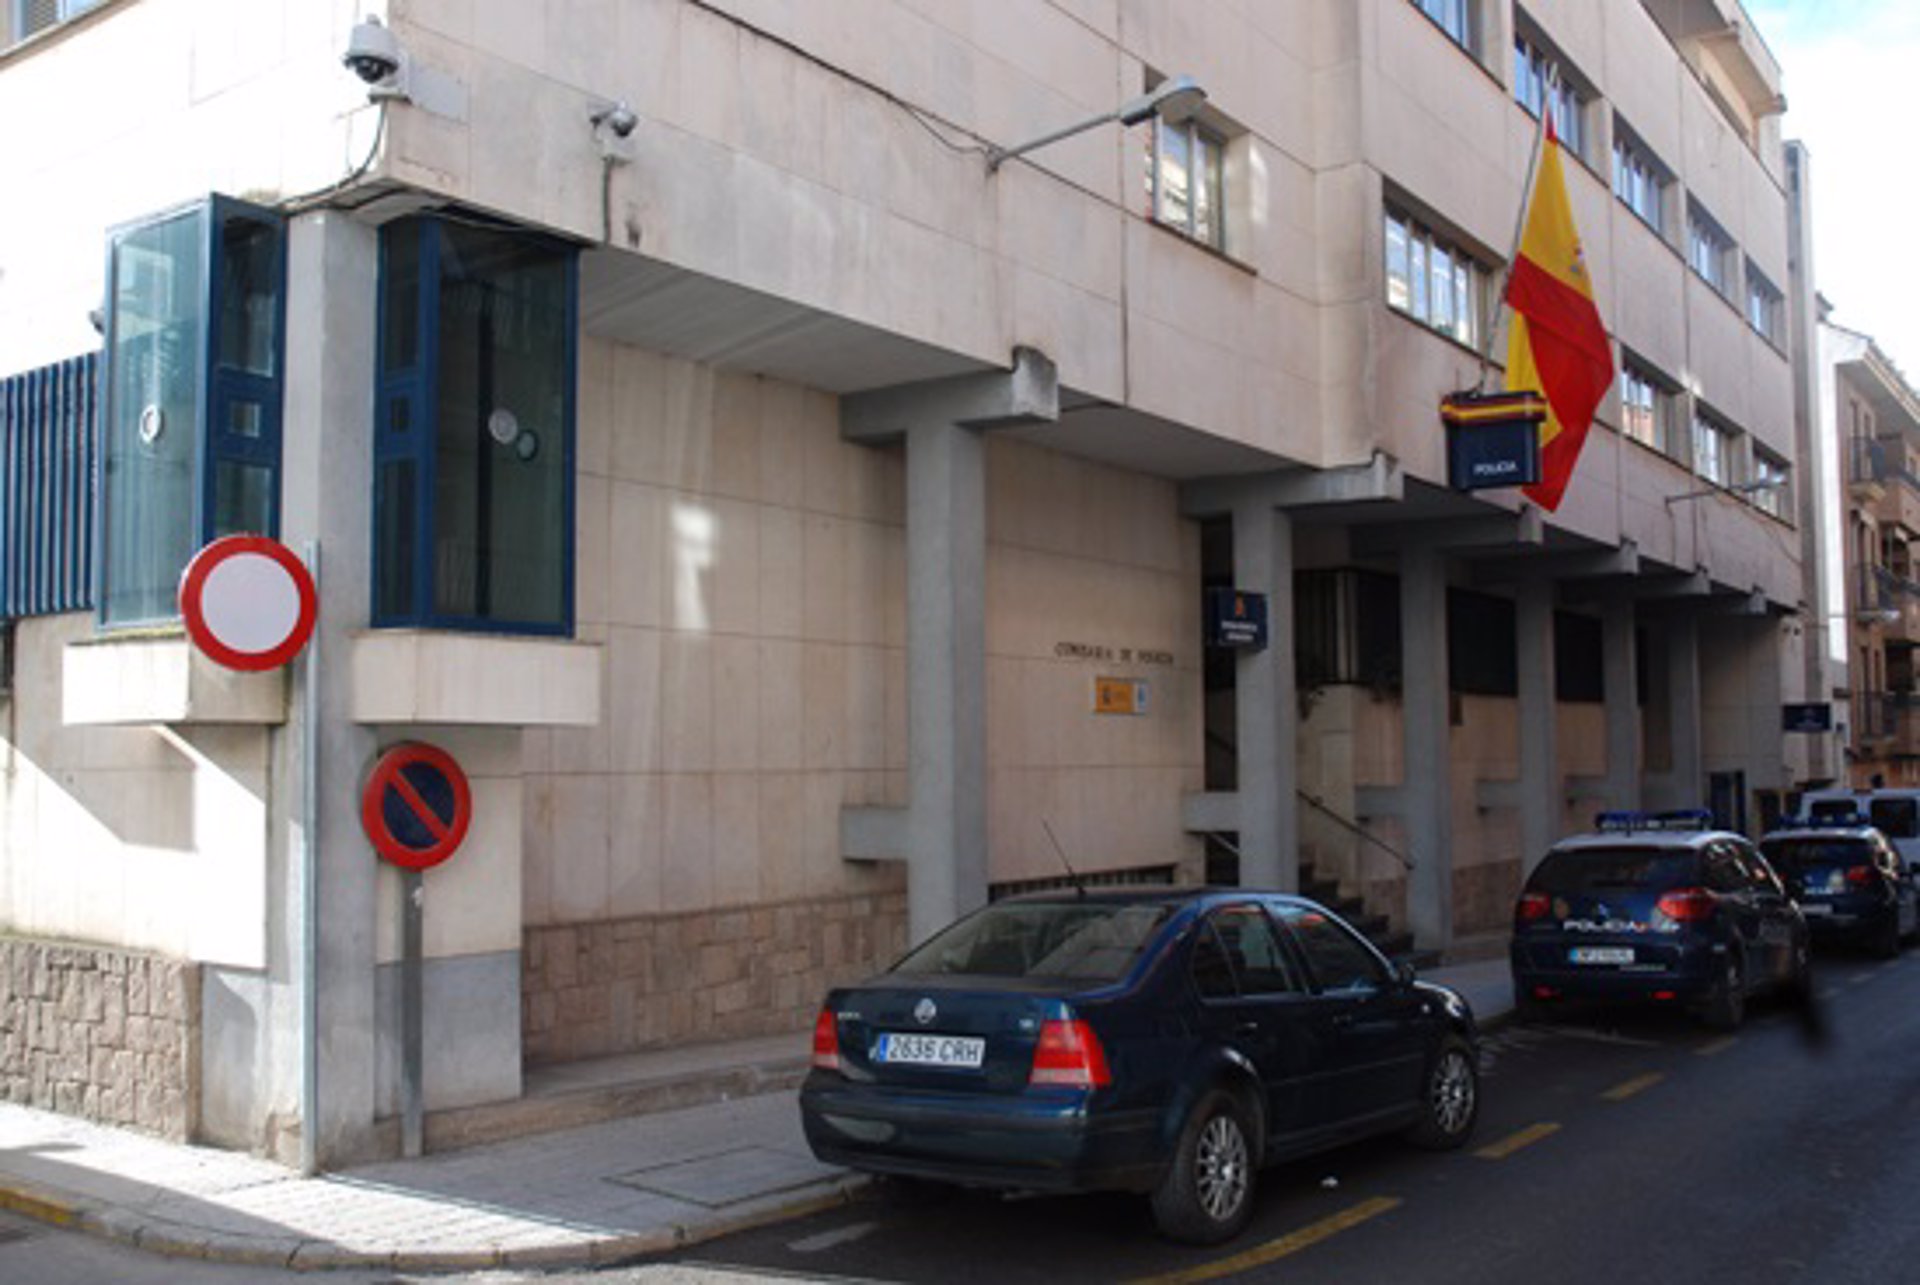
left=6, top=720, right=269, bottom=856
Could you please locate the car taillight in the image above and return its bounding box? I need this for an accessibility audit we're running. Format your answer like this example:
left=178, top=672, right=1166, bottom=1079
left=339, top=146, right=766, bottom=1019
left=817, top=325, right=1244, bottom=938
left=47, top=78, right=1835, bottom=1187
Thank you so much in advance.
left=1655, top=888, right=1715, bottom=922
left=1845, top=864, right=1876, bottom=887
left=1516, top=891, right=1552, bottom=922
left=1030, top=1018, right=1111, bottom=1089
left=811, top=1009, right=841, bottom=1072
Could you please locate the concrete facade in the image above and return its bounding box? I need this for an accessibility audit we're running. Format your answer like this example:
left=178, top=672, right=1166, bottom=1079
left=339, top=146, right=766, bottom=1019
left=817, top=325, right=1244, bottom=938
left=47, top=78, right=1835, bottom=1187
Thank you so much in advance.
left=0, top=0, right=1825, bottom=1163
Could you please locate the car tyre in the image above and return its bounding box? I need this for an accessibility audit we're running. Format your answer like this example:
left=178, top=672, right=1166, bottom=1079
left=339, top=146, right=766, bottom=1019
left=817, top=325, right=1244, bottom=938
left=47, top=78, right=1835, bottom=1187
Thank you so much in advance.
left=1150, top=1088, right=1256, bottom=1245
left=1703, top=954, right=1745, bottom=1031
left=1405, top=1035, right=1479, bottom=1150
left=1874, top=912, right=1901, bottom=961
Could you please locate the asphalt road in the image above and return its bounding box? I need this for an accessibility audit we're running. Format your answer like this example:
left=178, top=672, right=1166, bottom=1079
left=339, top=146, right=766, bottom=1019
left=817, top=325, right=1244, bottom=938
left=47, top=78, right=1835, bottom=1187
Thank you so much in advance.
left=5, top=952, right=1915, bottom=1285
left=658, top=951, right=1920, bottom=1285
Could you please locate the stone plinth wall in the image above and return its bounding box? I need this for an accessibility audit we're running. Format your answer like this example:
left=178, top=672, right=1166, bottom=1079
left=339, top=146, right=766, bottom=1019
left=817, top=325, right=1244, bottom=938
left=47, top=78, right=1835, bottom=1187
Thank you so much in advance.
left=523, top=892, right=908, bottom=1065
left=0, top=937, right=200, bottom=1141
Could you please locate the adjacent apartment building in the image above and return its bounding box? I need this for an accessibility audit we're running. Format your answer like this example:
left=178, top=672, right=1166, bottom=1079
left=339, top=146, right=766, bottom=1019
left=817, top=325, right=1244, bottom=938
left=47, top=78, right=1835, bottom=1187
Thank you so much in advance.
left=0, top=0, right=1820, bottom=1164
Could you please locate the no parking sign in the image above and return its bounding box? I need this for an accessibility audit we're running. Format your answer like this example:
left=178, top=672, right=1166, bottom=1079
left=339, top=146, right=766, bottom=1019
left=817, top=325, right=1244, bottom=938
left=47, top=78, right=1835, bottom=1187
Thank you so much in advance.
left=360, top=742, right=472, bottom=871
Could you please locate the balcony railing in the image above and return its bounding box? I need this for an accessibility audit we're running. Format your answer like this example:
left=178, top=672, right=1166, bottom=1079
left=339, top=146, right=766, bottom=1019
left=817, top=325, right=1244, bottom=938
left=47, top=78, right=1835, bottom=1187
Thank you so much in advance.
left=1852, top=436, right=1888, bottom=486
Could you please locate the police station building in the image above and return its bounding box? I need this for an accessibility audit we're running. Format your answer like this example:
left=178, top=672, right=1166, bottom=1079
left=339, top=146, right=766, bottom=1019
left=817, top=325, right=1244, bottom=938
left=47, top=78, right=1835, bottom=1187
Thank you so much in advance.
left=0, top=0, right=1824, bottom=1163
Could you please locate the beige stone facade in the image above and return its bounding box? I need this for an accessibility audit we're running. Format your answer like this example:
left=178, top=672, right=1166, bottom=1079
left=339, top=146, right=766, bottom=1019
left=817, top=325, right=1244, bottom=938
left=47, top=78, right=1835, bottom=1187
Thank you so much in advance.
left=0, top=0, right=1826, bottom=1159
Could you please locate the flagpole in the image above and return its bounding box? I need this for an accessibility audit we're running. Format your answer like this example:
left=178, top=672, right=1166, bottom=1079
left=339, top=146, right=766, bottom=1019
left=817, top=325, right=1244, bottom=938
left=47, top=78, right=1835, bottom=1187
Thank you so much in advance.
left=1479, top=65, right=1559, bottom=390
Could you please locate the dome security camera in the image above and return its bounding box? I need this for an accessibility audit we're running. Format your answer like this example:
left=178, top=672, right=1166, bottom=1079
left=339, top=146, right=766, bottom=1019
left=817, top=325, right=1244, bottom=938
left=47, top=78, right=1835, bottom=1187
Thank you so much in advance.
left=591, top=102, right=638, bottom=139
left=342, top=15, right=402, bottom=86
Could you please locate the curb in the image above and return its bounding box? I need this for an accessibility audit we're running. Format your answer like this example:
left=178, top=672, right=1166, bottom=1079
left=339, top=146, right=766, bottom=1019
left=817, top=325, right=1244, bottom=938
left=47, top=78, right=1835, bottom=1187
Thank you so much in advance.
left=0, top=1167, right=871, bottom=1273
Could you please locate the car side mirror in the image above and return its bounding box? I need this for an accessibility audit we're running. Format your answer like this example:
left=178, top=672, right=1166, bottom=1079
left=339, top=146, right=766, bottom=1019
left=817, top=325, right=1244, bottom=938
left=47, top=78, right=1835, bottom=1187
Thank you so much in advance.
left=1395, top=960, right=1418, bottom=987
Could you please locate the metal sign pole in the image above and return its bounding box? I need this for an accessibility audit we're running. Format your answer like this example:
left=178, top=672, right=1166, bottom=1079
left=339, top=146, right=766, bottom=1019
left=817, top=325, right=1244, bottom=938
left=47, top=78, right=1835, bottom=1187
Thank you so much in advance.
left=402, top=870, right=424, bottom=1158
left=299, top=541, right=321, bottom=1177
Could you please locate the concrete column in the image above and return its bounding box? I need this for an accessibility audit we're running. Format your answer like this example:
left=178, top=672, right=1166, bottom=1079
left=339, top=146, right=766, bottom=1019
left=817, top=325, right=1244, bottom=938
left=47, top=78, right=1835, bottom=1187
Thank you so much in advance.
left=1516, top=579, right=1557, bottom=870
left=277, top=212, right=381, bottom=1163
left=906, top=419, right=988, bottom=946
left=1401, top=545, right=1452, bottom=950
left=1602, top=600, right=1641, bottom=811
left=1232, top=502, right=1297, bottom=891
left=1665, top=614, right=1705, bottom=809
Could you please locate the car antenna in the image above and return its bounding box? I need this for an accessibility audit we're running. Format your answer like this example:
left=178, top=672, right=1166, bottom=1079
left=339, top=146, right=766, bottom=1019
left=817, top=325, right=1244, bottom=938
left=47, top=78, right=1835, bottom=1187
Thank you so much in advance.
left=1041, top=818, right=1088, bottom=898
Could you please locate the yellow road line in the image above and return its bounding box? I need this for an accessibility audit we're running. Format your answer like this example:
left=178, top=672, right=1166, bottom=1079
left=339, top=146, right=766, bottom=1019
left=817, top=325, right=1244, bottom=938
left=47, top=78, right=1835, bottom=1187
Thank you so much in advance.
left=1126, top=1196, right=1402, bottom=1285
left=1474, top=1121, right=1561, bottom=1160
left=1695, top=1036, right=1738, bottom=1057
left=1601, top=1072, right=1665, bottom=1101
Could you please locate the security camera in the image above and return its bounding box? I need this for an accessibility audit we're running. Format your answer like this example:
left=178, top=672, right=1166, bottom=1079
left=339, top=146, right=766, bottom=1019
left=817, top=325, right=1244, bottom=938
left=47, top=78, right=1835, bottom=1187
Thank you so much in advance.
left=591, top=101, right=638, bottom=139
left=342, top=15, right=402, bottom=85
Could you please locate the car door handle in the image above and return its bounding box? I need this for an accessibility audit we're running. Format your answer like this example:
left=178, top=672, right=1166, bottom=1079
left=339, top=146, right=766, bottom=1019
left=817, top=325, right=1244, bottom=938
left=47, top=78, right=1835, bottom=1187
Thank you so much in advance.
left=1233, top=1021, right=1261, bottom=1037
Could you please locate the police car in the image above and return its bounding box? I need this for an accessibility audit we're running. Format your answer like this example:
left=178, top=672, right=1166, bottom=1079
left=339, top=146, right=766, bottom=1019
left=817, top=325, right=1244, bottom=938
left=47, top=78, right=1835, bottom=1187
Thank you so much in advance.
left=1760, top=814, right=1917, bottom=958
left=1510, top=811, right=1811, bottom=1030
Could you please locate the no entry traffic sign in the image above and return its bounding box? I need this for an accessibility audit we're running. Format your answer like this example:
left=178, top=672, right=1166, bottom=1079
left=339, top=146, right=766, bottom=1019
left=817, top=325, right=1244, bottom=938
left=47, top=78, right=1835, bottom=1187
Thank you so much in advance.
left=179, top=535, right=317, bottom=672
left=361, top=742, right=472, bottom=871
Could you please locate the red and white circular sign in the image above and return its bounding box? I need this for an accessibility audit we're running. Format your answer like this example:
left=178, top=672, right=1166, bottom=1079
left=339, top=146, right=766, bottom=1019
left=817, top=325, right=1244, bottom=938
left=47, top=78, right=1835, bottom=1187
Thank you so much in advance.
left=179, top=535, right=317, bottom=672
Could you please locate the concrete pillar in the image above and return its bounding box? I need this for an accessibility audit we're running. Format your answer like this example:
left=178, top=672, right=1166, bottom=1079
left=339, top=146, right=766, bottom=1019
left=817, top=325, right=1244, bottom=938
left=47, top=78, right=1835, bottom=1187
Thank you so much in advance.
left=1232, top=502, right=1297, bottom=891
left=1516, top=579, right=1557, bottom=870
left=1602, top=600, right=1641, bottom=811
left=906, top=419, right=988, bottom=945
left=1401, top=545, right=1452, bottom=949
left=277, top=212, right=381, bottom=1163
left=1665, top=614, right=1705, bottom=808
left=841, top=351, right=1057, bottom=946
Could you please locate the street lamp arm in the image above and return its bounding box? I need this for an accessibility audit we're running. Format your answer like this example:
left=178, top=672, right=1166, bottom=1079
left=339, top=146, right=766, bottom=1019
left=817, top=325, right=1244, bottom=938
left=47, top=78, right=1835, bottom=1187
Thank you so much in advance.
left=986, top=75, right=1206, bottom=173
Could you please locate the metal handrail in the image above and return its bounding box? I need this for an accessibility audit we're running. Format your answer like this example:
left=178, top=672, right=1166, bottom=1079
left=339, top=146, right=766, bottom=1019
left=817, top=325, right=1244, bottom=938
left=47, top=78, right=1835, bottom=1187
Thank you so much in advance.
left=1298, top=789, right=1417, bottom=871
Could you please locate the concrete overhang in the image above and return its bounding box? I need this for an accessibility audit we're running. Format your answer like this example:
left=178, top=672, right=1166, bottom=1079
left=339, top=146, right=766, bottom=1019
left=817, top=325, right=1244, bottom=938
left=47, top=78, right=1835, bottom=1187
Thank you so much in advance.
left=349, top=632, right=600, bottom=726
left=63, top=632, right=285, bottom=726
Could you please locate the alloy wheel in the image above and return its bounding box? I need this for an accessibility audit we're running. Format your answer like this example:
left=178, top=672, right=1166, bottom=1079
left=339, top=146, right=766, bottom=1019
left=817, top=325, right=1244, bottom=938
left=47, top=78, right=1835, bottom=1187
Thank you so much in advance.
left=1194, top=1113, right=1250, bottom=1222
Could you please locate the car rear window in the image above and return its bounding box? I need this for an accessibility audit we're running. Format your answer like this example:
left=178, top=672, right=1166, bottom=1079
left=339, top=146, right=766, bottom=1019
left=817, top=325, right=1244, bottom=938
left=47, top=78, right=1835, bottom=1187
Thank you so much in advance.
left=1761, top=838, right=1872, bottom=874
left=1528, top=846, right=1698, bottom=894
left=891, top=902, right=1173, bottom=981
left=1870, top=799, right=1919, bottom=839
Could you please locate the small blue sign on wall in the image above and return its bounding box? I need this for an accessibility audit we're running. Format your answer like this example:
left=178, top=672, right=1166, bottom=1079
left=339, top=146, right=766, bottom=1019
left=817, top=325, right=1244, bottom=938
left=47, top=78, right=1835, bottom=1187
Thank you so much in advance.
left=1205, top=588, right=1268, bottom=650
left=1782, top=702, right=1833, bottom=733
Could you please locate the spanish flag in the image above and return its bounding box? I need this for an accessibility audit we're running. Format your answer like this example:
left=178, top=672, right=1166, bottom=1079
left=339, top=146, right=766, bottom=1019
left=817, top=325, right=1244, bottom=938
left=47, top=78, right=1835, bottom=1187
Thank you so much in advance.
left=1505, top=117, right=1613, bottom=512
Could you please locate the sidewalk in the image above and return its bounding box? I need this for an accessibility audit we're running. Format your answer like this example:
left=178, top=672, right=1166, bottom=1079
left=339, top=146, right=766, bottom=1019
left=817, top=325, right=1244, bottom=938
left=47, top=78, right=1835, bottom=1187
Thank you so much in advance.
left=0, top=957, right=1514, bottom=1272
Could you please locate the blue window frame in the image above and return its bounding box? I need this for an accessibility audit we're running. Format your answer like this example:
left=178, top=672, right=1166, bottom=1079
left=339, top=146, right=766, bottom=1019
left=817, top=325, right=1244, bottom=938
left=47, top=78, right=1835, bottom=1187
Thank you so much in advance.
left=98, top=195, right=285, bottom=627
left=374, top=215, right=577, bottom=634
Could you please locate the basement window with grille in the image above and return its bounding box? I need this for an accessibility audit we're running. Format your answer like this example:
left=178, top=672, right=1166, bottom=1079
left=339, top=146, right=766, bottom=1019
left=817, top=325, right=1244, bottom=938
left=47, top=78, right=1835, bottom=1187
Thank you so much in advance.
left=99, top=196, right=286, bottom=628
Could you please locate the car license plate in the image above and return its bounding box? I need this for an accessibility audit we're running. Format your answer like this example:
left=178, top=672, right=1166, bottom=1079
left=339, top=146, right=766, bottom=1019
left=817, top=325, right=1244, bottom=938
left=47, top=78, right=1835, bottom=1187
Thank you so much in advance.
left=1799, top=902, right=1832, bottom=917
left=1569, top=946, right=1634, bottom=965
left=873, top=1032, right=986, bottom=1069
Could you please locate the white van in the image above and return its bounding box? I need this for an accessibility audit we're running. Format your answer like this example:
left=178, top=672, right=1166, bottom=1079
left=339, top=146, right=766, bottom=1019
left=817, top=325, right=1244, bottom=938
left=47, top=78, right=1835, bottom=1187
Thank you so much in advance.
left=1799, top=788, right=1920, bottom=875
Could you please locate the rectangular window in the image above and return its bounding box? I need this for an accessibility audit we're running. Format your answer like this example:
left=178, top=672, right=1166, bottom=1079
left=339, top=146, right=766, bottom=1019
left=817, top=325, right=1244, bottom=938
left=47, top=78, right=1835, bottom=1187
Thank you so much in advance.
left=1513, top=30, right=1585, bottom=158
left=1746, top=263, right=1783, bottom=344
left=1618, top=359, right=1674, bottom=455
left=9, top=0, right=100, bottom=45
left=1692, top=412, right=1734, bottom=486
left=0, top=353, right=98, bottom=618
left=1448, top=588, right=1517, bottom=697
left=1752, top=450, right=1789, bottom=518
left=1612, top=125, right=1667, bottom=234
left=376, top=216, right=577, bottom=634
left=1294, top=568, right=1400, bottom=692
left=1149, top=117, right=1226, bottom=251
left=1384, top=207, right=1485, bottom=349
left=1413, top=0, right=1473, bottom=52
left=1555, top=610, right=1604, bottom=703
left=100, top=196, right=285, bottom=628
left=1688, top=201, right=1734, bottom=296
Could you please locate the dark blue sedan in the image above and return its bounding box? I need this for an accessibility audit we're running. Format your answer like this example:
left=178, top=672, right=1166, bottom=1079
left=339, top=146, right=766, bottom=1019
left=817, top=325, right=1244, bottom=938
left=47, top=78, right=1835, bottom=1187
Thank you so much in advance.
left=799, top=889, right=1478, bottom=1244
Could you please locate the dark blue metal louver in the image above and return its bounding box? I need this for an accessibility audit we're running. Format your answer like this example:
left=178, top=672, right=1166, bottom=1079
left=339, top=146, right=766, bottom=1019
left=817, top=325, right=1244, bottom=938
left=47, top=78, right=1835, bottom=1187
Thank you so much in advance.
left=0, top=352, right=99, bottom=618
